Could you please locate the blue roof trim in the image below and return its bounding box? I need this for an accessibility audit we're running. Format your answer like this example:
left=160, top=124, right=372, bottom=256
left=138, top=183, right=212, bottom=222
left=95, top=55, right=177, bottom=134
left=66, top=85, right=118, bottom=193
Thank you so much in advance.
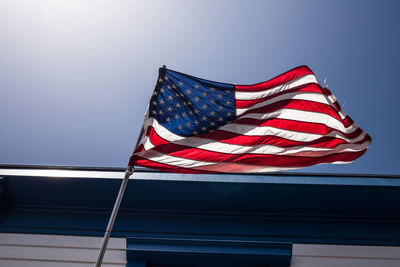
left=0, top=177, right=3, bottom=200
left=127, top=237, right=292, bottom=267
left=1, top=166, right=400, bottom=247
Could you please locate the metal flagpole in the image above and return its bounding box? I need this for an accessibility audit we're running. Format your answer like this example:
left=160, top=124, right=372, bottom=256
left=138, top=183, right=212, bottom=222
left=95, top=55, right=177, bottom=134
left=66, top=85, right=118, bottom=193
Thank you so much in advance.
left=95, top=165, right=134, bottom=267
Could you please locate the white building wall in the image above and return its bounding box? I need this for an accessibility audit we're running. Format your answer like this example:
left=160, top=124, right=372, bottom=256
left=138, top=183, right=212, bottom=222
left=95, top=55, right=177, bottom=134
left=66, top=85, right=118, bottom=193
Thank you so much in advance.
left=292, top=243, right=400, bottom=267
left=0, top=233, right=126, bottom=267
left=1, top=233, right=400, bottom=267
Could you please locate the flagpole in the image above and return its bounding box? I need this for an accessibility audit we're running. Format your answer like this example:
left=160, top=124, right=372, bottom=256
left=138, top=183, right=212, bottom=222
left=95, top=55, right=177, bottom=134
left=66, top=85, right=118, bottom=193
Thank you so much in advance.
left=95, top=165, right=134, bottom=267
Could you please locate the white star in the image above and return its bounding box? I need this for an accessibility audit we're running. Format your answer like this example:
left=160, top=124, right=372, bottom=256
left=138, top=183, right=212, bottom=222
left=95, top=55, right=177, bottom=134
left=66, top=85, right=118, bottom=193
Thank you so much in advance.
left=202, top=92, right=207, bottom=97
left=194, top=84, right=200, bottom=89
left=194, top=96, right=200, bottom=102
left=153, top=91, right=158, bottom=96
left=202, top=116, right=207, bottom=121
left=226, top=100, right=231, bottom=105
left=167, top=85, right=171, bottom=89
left=167, top=106, right=172, bottom=111
left=218, top=94, right=223, bottom=99
left=152, top=110, right=156, bottom=115
left=160, top=99, right=165, bottom=104
left=159, top=110, right=163, bottom=115
left=158, top=78, right=163, bottom=83
left=227, top=112, right=232, bottom=117
left=182, top=112, right=187, bottom=117
left=210, top=99, right=215, bottom=104
left=178, top=125, right=183, bottom=130
left=210, top=111, right=215, bottom=116
left=186, top=89, right=192, bottom=94
left=202, top=104, right=207, bottom=110
left=194, top=120, right=199, bottom=125
left=218, top=105, right=223, bottom=110
left=193, top=130, right=198, bottom=135
left=178, top=81, right=183, bottom=86
left=189, top=110, right=193, bottom=115
left=186, top=122, right=191, bottom=127
left=218, top=117, right=223, bottom=121
left=172, top=84, right=176, bottom=89
left=210, top=121, right=215, bottom=126
left=210, top=87, right=215, bottom=91
left=194, top=109, right=200, bottom=114
left=168, top=95, right=173, bottom=100
left=176, top=103, right=181, bottom=108
left=160, top=88, right=165, bottom=93
left=175, top=114, right=180, bottom=119
left=225, top=89, right=230, bottom=93
left=166, top=117, right=171, bottom=122
left=202, top=126, right=207, bottom=131
left=152, top=101, right=157, bottom=105
left=164, top=76, right=169, bottom=80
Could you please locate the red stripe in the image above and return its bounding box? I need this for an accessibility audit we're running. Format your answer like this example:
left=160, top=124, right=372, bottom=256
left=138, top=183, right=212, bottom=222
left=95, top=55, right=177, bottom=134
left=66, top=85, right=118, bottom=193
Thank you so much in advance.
left=146, top=142, right=368, bottom=168
left=237, top=99, right=347, bottom=124
left=236, top=83, right=322, bottom=108
left=231, top=118, right=360, bottom=138
left=235, top=65, right=314, bottom=92
left=203, top=128, right=368, bottom=148
left=132, top=149, right=368, bottom=174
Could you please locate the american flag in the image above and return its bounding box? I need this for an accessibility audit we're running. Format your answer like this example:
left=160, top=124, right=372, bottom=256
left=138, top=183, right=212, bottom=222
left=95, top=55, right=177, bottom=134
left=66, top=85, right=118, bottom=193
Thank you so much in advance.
left=129, top=66, right=371, bottom=173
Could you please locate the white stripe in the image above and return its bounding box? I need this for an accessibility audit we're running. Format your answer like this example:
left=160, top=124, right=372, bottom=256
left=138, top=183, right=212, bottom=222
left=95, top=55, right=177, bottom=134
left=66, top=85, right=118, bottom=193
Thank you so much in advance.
left=235, top=74, right=318, bottom=100
left=143, top=135, right=155, bottom=150
left=142, top=128, right=370, bottom=157
left=137, top=117, right=185, bottom=148
left=326, top=93, right=347, bottom=120
left=236, top=91, right=332, bottom=116
left=238, top=109, right=359, bottom=134
left=220, top=123, right=366, bottom=143
left=135, top=149, right=217, bottom=168
left=171, top=136, right=370, bottom=156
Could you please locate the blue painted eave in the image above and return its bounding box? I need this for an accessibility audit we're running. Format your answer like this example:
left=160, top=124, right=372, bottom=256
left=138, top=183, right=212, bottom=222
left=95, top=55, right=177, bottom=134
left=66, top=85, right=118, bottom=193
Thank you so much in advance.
left=0, top=166, right=400, bottom=246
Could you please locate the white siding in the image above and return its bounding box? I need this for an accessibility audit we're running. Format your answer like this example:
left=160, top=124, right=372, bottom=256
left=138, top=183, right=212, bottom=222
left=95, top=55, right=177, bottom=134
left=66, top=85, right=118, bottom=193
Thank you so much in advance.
left=292, top=244, right=400, bottom=267
left=0, top=233, right=126, bottom=267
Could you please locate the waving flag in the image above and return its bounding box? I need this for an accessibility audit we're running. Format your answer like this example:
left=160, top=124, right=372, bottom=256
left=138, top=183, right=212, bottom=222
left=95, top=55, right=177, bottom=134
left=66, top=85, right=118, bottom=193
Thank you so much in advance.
left=129, top=66, right=371, bottom=173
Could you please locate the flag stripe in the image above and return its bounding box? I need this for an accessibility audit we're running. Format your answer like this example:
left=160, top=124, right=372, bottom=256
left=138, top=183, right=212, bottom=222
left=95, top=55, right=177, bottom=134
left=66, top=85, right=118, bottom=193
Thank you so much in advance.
left=237, top=109, right=356, bottom=133
left=236, top=91, right=332, bottom=115
left=235, top=65, right=315, bottom=92
left=238, top=99, right=347, bottom=123
left=138, top=137, right=370, bottom=160
left=133, top=148, right=367, bottom=170
left=236, top=84, right=323, bottom=108
left=235, top=74, right=318, bottom=100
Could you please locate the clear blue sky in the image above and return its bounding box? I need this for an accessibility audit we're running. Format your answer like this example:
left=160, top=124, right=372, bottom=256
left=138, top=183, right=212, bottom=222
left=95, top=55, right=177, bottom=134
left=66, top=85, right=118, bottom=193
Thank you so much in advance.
left=1, top=0, right=399, bottom=174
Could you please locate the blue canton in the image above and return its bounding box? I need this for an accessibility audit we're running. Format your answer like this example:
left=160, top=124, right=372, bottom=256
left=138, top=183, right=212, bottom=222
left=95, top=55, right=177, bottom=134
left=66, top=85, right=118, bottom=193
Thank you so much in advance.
left=149, top=68, right=235, bottom=137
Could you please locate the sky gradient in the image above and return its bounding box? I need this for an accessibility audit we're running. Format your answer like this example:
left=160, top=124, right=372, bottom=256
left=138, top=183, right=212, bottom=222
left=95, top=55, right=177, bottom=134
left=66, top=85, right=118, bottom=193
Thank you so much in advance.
left=1, top=0, right=399, bottom=174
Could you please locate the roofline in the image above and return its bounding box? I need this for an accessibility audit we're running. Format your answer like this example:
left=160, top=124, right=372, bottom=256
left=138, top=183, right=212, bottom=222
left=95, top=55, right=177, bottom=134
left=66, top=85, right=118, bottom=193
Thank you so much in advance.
left=0, top=164, right=399, bottom=179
